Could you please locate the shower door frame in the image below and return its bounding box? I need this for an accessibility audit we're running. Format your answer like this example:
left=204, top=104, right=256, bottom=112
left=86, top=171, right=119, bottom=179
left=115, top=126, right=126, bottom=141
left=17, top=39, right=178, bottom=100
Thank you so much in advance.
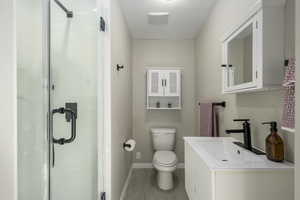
left=42, top=0, right=111, bottom=199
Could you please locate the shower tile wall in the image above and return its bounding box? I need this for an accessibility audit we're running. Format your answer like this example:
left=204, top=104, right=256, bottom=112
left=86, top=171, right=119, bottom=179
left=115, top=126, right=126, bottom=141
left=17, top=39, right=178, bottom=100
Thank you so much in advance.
left=17, top=0, right=47, bottom=199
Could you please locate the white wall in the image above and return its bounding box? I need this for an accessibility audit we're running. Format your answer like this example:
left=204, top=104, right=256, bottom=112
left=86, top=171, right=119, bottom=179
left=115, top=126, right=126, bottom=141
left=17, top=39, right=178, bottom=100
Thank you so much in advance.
left=0, top=0, right=17, bottom=200
left=295, top=0, right=300, bottom=198
left=110, top=0, right=133, bottom=199
left=196, top=0, right=295, bottom=162
left=132, top=39, right=196, bottom=163
left=16, top=0, right=47, bottom=199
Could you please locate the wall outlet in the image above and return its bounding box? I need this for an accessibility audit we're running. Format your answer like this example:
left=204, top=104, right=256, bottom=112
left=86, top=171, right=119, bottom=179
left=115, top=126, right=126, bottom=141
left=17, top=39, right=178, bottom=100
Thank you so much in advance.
left=136, top=152, right=141, bottom=160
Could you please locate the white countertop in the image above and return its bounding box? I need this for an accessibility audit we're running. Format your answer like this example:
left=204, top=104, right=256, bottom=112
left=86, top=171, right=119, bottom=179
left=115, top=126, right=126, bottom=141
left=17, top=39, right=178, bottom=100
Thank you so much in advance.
left=184, top=137, right=294, bottom=171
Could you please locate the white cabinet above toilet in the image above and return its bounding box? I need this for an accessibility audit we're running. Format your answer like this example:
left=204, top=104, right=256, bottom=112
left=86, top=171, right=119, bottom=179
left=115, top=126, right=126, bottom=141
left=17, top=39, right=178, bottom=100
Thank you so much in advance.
left=147, top=69, right=181, bottom=110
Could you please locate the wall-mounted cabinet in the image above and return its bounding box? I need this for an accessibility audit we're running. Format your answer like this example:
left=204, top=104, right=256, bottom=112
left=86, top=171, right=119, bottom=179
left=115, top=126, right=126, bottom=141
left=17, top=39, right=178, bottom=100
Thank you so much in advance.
left=221, top=0, right=285, bottom=93
left=147, top=69, right=181, bottom=110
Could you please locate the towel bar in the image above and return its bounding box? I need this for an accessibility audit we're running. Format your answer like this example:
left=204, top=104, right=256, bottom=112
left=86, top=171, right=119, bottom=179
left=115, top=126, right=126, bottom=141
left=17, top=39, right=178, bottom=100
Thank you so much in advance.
left=198, top=101, right=226, bottom=108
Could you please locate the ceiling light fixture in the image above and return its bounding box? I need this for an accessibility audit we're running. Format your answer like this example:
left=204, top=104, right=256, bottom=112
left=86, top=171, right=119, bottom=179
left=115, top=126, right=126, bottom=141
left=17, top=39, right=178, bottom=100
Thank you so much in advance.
left=148, top=12, right=169, bottom=16
left=163, top=0, right=175, bottom=3
left=148, top=12, right=169, bottom=25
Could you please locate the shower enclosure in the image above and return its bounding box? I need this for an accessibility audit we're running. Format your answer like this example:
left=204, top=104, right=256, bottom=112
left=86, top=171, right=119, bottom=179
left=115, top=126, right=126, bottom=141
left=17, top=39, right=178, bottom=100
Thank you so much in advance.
left=17, top=0, right=105, bottom=199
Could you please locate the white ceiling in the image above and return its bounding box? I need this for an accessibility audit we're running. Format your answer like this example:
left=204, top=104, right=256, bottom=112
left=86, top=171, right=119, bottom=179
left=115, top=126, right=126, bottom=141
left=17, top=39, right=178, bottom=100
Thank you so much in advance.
left=119, top=0, right=217, bottom=39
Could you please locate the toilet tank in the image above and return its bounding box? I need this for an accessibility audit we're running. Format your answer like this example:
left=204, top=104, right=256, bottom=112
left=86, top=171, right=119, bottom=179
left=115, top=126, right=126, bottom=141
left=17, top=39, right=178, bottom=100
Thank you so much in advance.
left=151, top=128, right=176, bottom=151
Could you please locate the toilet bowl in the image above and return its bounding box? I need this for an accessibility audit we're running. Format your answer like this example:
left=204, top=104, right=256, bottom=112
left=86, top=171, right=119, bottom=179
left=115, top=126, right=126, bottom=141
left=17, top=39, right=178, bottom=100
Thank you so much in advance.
left=153, top=151, right=178, bottom=190
left=151, top=128, right=177, bottom=190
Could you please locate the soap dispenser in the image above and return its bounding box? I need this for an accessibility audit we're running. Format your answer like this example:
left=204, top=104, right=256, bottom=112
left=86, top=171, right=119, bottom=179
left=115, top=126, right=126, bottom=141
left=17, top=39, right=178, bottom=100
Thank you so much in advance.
left=262, top=122, right=284, bottom=162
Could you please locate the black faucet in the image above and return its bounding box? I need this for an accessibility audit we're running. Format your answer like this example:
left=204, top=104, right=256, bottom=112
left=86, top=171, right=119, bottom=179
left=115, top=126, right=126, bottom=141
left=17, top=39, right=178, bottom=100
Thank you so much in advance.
left=226, top=119, right=265, bottom=155
left=226, top=119, right=252, bottom=150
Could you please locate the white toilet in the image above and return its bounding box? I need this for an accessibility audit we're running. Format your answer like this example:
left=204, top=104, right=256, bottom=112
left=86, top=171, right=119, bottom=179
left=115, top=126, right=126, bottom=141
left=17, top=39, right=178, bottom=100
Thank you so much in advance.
left=151, top=128, right=178, bottom=190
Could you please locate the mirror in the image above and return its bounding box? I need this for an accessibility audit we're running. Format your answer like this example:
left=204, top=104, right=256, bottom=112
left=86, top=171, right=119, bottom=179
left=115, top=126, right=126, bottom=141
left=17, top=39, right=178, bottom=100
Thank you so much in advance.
left=227, top=23, right=253, bottom=86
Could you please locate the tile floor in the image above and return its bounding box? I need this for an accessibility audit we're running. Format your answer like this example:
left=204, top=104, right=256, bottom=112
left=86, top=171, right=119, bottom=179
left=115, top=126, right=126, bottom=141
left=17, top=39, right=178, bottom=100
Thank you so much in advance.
left=124, top=168, right=189, bottom=200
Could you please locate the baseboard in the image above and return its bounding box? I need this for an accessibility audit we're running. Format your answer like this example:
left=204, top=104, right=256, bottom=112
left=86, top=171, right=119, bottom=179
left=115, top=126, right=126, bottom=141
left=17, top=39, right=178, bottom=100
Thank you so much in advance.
left=132, top=162, right=185, bottom=169
left=120, top=165, right=133, bottom=200
left=132, top=163, right=153, bottom=168
left=177, top=163, right=185, bottom=168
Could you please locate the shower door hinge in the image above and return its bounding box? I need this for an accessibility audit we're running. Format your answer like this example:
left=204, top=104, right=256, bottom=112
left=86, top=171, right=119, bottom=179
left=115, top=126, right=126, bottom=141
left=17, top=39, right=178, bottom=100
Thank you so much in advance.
left=100, top=192, right=106, bottom=200
left=100, top=17, right=106, bottom=32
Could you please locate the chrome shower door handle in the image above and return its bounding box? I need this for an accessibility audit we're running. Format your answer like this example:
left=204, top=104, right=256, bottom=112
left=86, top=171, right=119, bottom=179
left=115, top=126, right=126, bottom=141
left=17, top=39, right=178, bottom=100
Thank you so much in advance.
left=51, top=107, right=77, bottom=145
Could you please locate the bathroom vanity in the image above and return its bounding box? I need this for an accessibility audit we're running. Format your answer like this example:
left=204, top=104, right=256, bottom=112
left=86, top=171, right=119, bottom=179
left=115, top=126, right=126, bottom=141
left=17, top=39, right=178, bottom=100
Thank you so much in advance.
left=184, top=137, right=294, bottom=200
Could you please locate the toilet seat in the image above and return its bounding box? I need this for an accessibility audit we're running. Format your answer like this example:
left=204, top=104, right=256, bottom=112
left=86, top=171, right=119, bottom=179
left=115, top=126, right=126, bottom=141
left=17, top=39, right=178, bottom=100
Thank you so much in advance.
left=153, top=151, right=177, bottom=167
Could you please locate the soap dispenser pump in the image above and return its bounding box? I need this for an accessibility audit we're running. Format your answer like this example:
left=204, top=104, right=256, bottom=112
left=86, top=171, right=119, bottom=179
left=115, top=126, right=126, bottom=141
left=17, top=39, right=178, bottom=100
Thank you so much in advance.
left=262, top=122, right=284, bottom=162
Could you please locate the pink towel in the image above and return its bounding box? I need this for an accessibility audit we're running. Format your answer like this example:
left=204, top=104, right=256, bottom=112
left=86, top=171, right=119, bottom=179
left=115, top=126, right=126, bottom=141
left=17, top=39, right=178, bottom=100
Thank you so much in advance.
left=283, top=58, right=296, bottom=86
left=199, top=103, right=219, bottom=137
left=282, top=58, right=296, bottom=130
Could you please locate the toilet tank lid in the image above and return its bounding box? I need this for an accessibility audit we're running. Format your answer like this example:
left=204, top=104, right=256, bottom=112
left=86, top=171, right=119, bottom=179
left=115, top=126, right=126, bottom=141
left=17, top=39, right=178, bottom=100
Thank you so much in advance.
left=151, top=128, right=176, bottom=134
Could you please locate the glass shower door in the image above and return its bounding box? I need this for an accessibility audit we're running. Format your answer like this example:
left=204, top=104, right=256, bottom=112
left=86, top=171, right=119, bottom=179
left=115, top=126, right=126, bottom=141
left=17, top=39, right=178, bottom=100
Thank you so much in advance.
left=49, top=0, right=99, bottom=199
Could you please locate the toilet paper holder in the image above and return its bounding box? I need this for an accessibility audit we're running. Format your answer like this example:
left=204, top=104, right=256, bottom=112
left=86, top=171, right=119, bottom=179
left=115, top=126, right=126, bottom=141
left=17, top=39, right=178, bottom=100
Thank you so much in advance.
left=123, top=139, right=136, bottom=151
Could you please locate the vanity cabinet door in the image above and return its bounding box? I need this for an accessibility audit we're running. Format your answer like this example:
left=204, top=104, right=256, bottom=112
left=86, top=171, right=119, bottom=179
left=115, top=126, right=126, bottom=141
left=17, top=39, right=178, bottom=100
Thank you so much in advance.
left=185, top=142, right=214, bottom=200
left=186, top=144, right=205, bottom=200
left=147, top=70, right=164, bottom=96
left=185, top=143, right=192, bottom=199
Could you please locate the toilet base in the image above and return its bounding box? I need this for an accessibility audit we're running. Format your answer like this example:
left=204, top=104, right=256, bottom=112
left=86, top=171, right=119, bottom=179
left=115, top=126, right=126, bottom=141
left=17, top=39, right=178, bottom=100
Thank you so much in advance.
left=157, top=171, right=174, bottom=190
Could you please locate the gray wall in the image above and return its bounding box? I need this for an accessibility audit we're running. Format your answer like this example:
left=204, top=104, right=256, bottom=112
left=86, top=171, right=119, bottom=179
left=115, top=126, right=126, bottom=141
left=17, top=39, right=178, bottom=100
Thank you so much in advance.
left=0, top=0, right=17, bottom=200
left=110, top=0, right=133, bottom=199
left=132, top=39, right=196, bottom=163
left=195, top=0, right=295, bottom=162
left=295, top=0, right=299, bottom=198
